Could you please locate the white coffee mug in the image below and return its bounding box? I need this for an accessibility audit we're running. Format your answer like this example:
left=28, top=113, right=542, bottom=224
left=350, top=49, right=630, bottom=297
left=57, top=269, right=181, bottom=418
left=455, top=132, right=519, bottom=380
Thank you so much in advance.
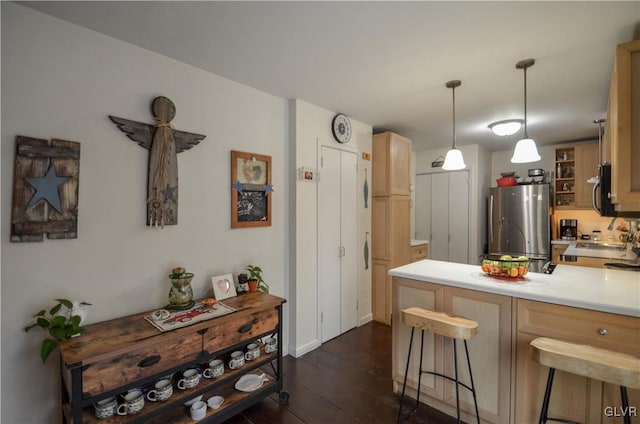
left=190, top=400, right=207, bottom=421
left=117, top=390, right=144, bottom=415
left=264, top=336, right=277, bottom=354
left=177, top=368, right=201, bottom=390
left=146, top=378, right=173, bottom=402
left=228, top=351, right=245, bottom=369
left=203, top=359, right=224, bottom=379
left=94, top=396, right=117, bottom=419
left=245, top=343, right=260, bottom=361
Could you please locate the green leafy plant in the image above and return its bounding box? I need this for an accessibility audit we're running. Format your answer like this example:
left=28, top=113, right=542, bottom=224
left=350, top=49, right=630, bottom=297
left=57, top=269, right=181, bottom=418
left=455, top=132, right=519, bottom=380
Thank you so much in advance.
left=245, top=265, right=270, bottom=293
left=24, top=299, right=91, bottom=363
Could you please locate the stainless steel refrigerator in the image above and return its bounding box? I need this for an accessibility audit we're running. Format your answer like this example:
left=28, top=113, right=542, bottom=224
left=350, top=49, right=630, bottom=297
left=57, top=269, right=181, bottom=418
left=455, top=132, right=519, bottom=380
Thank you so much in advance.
left=488, top=185, right=550, bottom=272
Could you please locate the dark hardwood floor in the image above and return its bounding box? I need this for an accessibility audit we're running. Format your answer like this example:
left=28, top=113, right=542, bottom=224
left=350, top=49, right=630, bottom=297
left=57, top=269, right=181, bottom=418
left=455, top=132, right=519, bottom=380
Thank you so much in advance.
left=225, top=322, right=458, bottom=424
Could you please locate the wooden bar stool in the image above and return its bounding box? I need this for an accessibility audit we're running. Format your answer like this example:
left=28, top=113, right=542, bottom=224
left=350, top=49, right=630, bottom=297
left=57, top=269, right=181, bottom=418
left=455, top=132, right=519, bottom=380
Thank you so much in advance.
left=530, top=337, right=640, bottom=424
left=397, top=307, right=480, bottom=424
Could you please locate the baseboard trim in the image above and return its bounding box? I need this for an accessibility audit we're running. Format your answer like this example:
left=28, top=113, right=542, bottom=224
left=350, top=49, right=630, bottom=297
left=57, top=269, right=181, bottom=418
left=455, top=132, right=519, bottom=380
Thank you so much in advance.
left=359, top=313, right=373, bottom=326
left=288, top=339, right=321, bottom=358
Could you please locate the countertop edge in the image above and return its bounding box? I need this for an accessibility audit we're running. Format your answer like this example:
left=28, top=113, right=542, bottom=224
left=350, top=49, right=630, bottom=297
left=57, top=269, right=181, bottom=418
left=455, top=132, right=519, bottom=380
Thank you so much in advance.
left=389, top=260, right=640, bottom=318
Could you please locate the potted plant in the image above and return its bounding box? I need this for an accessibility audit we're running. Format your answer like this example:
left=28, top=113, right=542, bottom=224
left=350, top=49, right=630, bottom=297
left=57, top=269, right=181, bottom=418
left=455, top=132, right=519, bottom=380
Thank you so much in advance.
left=245, top=265, right=269, bottom=293
left=24, top=298, right=91, bottom=363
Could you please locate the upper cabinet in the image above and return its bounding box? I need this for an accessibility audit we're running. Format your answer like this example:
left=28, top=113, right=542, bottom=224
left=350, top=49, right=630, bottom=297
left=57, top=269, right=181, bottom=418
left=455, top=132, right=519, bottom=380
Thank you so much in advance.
left=372, top=132, right=411, bottom=196
left=604, top=40, right=640, bottom=212
left=554, top=143, right=598, bottom=209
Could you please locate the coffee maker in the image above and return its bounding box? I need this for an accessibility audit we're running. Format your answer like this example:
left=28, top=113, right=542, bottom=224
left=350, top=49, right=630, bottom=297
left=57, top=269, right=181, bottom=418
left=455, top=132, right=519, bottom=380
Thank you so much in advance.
left=560, top=219, right=578, bottom=240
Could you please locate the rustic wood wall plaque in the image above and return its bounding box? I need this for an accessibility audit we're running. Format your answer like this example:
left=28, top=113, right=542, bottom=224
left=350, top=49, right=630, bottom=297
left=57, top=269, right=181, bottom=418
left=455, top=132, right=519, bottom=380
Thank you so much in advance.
left=11, top=136, right=80, bottom=242
left=231, top=151, right=273, bottom=228
left=109, top=96, right=206, bottom=227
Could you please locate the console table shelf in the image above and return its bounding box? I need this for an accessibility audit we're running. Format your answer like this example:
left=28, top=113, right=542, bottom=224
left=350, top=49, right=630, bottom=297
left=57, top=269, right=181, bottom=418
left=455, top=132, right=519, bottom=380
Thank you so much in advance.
left=59, top=293, right=287, bottom=423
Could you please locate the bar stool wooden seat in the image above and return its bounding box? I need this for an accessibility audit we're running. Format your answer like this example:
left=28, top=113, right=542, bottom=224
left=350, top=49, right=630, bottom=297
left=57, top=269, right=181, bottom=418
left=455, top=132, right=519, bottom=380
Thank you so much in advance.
left=530, top=337, right=640, bottom=424
left=398, top=307, right=480, bottom=424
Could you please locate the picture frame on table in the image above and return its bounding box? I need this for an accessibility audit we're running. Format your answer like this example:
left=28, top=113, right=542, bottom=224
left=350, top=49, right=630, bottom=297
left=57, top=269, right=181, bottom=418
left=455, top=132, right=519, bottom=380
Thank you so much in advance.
left=211, top=273, right=237, bottom=300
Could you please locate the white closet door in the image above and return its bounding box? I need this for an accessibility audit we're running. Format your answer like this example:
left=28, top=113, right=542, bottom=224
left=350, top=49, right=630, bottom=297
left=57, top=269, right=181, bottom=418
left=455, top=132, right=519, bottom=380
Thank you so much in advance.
left=414, top=174, right=432, bottom=241
left=430, top=173, right=450, bottom=261
left=448, top=171, right=469, bottom=264
left=340, top=150, right=358, bottom=333
left=319, top=146, right=342, bottom=342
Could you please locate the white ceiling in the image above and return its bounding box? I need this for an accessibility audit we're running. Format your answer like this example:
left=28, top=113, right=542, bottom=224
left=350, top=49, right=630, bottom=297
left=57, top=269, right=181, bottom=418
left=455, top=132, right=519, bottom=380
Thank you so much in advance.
left=20, top=1, right=640, bottom=152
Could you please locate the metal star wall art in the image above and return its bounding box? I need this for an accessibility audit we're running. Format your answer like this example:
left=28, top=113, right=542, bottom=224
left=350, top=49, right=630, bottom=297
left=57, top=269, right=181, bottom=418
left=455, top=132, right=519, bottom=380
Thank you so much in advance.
left=26, top=164, right=70, bottom=214
left=110, top=96, right=206, bottom=227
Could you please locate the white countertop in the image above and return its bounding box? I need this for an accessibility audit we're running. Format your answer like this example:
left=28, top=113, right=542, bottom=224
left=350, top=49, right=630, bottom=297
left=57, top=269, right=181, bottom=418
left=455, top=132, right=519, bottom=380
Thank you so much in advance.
left=564, top=241, right=638, bottom=261
left=410, top=239, right=429, bottom=247
left=389, top=259, right=640, bottom=317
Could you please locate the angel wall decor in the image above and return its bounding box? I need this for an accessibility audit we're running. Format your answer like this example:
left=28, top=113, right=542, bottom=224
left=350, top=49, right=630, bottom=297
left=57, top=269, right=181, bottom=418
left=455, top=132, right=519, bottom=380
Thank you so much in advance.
left=110, top=96, right=206, bottom=227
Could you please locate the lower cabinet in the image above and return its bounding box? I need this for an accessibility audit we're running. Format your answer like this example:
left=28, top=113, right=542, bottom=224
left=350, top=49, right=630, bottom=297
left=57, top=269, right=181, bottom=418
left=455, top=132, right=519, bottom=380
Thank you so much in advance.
left=515, top=299, right=640, bottom=424
left=59, top=293, right=287, bottom=423
left=392, top=277, right=512, bottom=423
left=410, top=244, right=428, bottom=262
left=551, top=243, right=568, bottom=260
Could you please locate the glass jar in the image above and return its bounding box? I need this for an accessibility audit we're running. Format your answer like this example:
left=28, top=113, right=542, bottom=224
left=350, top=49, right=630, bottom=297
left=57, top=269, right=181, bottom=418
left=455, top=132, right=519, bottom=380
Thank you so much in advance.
left=168, top=273, right=194, bottom=310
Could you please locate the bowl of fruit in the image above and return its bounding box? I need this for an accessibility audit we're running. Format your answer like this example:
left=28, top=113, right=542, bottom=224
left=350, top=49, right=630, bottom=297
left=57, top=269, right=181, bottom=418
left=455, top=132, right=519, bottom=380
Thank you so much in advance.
left=481, top=255, right=530, bottom=280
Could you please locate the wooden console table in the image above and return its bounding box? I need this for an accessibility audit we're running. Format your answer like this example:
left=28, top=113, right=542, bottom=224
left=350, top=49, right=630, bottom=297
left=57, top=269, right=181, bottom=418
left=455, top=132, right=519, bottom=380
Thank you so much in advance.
left=59, top=293, right=287, bottom=423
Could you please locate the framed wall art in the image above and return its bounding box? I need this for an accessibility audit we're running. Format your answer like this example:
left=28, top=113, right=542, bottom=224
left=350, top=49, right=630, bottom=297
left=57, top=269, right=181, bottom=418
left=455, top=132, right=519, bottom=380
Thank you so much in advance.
left=231, top=150, right=273, bottom=228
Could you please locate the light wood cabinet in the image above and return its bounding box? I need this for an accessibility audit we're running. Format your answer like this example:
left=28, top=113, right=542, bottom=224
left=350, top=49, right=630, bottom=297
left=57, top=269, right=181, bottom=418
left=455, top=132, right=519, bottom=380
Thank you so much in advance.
left=605, top=40, right=640, bottom=213
left=392, top=278, right=512, bottom=423
left=551, top=243, right=568, bottom=260
left=515, top=299, right=640, bottom=424
left=372, top=132, right=411, bottom=196
left=554, top=143, right=598, bottom=209
left=372, top=132, right=412, bottom=324
left=410, top=244, right=428, bottom=262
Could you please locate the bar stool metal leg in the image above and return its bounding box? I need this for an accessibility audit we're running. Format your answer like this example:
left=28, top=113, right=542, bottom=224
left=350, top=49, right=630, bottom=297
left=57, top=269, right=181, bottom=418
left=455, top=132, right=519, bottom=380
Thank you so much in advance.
left=453, top=339, right=461, bottom=423
left=398, top=327, right=415, bottom=423
left=621, top=386, right=630, bottom=424
left=464, top=340, right=481, bottom=424
left=538, top=368, right=555, bottom=424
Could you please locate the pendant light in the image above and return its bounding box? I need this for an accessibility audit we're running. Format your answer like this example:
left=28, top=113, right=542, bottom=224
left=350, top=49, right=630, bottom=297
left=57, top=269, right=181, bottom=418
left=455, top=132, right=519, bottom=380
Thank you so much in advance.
left=442, top=80, right=466, bottom=170
left=511, top=59, right=541, bottom=163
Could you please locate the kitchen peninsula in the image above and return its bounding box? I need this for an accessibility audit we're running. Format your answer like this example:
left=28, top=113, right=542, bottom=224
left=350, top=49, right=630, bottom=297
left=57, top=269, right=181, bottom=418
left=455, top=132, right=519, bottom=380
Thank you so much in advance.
left=389, top=259, right=640, bottom=424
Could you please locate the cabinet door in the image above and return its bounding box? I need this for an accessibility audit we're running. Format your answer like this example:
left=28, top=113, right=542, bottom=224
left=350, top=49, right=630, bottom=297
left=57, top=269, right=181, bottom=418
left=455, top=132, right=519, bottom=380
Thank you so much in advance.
left=443, top=287, right=512, bottom=423
left=372, top=259, right=390, bottom=324
left=392, top=277, right=444, bottom=400
left=609, top=40, right=640, bottom=212
left=574, top=143, right=598, bottom=208
left=372, top=132, right=411, bottom=196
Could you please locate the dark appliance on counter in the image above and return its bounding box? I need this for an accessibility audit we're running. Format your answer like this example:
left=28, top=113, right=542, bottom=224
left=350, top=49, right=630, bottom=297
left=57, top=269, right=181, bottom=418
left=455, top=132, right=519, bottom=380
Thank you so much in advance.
left=559, top=219, right=578, bottom=240
left=488, top=184, right=551, bottom=272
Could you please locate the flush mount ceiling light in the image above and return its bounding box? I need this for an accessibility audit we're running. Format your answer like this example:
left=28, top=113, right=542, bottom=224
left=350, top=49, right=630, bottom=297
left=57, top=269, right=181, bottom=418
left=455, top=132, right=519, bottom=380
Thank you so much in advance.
left=442, top=80, right=466, bottom=171
left=511, top=59, right=541, bottom=163
left=488, top=119, right=524, bottom=136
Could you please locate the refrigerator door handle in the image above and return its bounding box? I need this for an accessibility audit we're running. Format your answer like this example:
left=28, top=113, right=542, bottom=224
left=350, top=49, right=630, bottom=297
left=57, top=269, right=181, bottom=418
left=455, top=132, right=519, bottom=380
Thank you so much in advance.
left=489, top=194, right=494, bottom=244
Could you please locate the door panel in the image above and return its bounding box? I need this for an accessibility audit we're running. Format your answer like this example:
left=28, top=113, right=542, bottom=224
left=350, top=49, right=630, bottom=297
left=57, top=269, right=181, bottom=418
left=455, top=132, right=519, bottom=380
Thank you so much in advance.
left=414, top=174, right=432, bottom=241
left=341, top=150, right=358, bottom=333
left=448, top=171, right=469, bottom=264
left=430, top=173, right=450, bottom=261
left=319, top=146, right=342, bottom=342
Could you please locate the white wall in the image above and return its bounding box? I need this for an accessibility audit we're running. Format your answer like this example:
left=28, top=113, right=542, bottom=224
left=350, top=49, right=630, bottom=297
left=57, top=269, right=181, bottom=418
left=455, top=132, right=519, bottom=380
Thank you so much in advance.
left=1, top=4, right=289, bottom=422
left=289, top=99, right=372, bottom=357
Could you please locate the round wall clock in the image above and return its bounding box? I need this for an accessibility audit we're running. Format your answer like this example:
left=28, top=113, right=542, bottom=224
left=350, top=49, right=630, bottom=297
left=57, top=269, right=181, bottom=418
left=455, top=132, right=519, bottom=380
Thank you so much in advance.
left=332, top=113, right=352, bottom=144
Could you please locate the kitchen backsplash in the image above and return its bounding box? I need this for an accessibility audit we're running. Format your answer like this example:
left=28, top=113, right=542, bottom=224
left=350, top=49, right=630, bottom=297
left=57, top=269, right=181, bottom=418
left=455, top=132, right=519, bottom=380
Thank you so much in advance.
left=552, top=209, right=638, bottom=243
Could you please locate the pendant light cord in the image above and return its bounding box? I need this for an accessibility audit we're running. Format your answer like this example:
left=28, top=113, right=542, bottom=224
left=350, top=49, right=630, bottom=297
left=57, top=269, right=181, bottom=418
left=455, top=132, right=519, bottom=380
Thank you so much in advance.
left=523, top=66, right=528, bottom=138
left=452, top=85, right=457, bottom=149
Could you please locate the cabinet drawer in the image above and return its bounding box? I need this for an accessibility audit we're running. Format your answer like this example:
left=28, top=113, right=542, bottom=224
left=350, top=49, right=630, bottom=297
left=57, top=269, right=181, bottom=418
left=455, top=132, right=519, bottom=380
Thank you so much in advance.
left=81, top=331, right=202, bottom=396
left=203, top=308, right=278, bottom=354
left=410, top=244, right=427, bottom=261
left=517, top=299, right=640, bottom=355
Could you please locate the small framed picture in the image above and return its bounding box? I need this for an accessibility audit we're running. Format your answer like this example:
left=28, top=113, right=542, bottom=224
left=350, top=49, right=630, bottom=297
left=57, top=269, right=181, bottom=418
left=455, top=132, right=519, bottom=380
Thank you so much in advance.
left=211, top=274, right=237, bottom=300
left=299, top=166, right=316, bottom=182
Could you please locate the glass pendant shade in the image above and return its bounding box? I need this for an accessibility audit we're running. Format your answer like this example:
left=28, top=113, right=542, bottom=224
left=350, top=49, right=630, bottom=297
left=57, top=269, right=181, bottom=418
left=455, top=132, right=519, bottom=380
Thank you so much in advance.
left=443, top=80, right=466, bottom=171
left=442, top=148, right=466, bottom=170
left=511, top=138, right=541, bottom=163
left=511, top=59, right=541, bottom=164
